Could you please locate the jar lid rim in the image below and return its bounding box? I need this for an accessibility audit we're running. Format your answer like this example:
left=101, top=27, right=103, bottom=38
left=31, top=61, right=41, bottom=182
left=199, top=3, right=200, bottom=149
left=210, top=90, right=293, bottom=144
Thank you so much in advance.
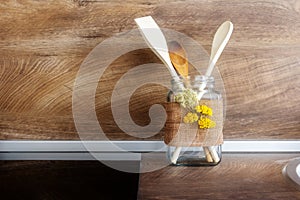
left=194, top=75, right=214, bottom=81
left=171, top=75, right=214, bottom=82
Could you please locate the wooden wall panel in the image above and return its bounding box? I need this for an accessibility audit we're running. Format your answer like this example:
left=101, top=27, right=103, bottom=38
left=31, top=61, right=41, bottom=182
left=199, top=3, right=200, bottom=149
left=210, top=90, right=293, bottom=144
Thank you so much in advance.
left=0, top=0, right=299, bottom=140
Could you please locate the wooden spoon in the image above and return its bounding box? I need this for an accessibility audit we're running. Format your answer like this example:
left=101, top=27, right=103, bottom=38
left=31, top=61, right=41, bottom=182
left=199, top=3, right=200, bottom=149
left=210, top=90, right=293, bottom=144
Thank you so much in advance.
left=198, top=21, right=233, bottom=97
left=205, top=21, right=233, bottom=77
left=168, top=41, right=188, bottom=78
left=168, top=41, right=189, bottom=164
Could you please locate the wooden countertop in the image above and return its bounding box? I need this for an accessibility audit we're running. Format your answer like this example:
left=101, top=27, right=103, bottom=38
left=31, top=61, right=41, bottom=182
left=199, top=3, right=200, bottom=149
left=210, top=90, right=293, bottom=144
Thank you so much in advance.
left=138, top=153, right=300, bottom=200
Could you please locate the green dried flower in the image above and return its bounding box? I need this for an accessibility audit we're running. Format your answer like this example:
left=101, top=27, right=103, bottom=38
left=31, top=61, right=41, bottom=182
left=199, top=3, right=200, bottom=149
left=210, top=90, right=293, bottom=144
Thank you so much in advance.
left=174, top=89, right=198, bottom=109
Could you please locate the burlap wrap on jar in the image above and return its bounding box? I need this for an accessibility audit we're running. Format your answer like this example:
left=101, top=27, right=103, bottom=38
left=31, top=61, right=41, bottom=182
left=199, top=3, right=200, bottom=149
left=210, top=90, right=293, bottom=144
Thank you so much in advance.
left=163, top=100, right=223, bottom=147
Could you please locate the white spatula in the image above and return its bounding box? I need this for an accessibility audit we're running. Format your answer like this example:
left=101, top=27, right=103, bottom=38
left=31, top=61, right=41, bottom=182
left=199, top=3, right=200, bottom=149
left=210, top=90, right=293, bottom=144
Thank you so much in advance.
left=134, top=16, right=180, bottom=82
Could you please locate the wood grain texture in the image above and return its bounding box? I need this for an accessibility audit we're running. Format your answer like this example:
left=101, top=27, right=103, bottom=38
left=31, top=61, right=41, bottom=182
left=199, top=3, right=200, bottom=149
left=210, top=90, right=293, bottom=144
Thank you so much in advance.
left=0, top=0, right=299, bottom=139
left=138, top=153, right=300, bottom=200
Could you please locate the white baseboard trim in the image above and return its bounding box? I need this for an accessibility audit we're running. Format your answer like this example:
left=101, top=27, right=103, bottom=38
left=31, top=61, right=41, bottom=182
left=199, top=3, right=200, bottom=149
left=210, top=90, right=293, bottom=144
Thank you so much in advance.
left=0, top=140, right=299, bottom=160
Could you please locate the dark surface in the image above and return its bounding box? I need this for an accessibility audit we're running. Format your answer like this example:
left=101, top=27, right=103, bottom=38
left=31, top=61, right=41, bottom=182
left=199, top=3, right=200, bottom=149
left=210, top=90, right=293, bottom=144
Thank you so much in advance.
left=0, top=161, right=140, bottom=200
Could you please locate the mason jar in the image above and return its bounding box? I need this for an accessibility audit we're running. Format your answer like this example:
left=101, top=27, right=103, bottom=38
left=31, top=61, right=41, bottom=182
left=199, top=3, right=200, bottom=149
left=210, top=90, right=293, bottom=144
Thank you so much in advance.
left=164, top=75, right=223, bottom=166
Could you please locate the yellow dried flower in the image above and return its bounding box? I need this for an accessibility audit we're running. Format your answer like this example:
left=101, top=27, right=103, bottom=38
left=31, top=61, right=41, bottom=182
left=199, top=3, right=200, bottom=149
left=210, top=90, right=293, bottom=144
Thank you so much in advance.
left=198, top=116, right=216, bottom=129
left=195, top=105, right=213, bottom=116
left=183, top=112, right=199, bottom=124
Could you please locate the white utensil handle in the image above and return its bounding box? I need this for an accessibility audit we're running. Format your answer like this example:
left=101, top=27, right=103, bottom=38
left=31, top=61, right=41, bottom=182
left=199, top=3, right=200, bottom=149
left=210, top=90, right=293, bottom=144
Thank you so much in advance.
left=208, top=146, right=220, bottom=163
left=134, top=16, right=180, bottom=81
left=171, top=147, right=182, bottom=164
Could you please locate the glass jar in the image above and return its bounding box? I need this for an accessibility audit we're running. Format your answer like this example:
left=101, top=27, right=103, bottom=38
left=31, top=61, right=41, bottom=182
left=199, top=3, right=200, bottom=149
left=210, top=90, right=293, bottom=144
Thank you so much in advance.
left=164, top=75, right=223, bottom=166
